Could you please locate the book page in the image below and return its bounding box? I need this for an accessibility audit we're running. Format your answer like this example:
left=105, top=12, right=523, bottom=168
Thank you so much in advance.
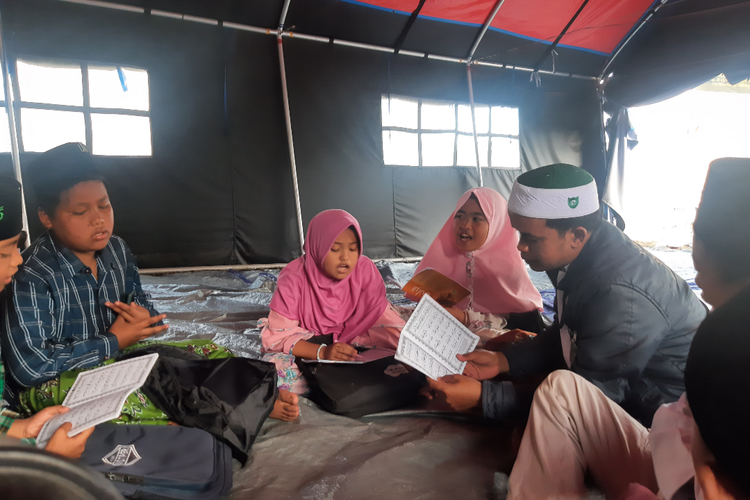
left=36, top=353, right=158, bottom=449
left=36, top=388, right=132, bottom=448
left=62, top=353, right=159, bottom=407
left=397, top=335, right=452, bottom=379
left=395, top=294, right=479, bottom=379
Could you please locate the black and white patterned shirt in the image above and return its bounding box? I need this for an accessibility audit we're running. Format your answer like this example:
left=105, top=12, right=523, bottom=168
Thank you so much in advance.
left=1, top=232, right=158, bottom=388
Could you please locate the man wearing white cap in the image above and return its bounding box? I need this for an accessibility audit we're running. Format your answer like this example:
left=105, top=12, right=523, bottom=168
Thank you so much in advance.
left=429, top=163, right=705, bottom=426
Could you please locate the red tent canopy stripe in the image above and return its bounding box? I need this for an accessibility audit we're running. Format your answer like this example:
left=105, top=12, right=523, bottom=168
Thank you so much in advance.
left=344, top=0, right=656, bottom=54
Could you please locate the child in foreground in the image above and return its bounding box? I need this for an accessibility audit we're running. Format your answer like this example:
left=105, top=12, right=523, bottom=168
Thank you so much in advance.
left=0, top=175, right=93, bottom=457
left=261, top=209, right=405, bottom=393
left=2, top=143, right=298, bottom=422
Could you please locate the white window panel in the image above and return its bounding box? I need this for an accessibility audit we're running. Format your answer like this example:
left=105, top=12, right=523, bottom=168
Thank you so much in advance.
left=381, top=96, right=418, bottom=129
left=0, top=109, right=10, bottom=153
left=17, top=60, right=83, bottom=106
left=457, top=134, right=489, bottom=167
left=92, top=114, right=152, bottom=156
left=491, top=136, right=521, bottom=168
left=21, top=108, right=85, bottom=153
left=382, top=130, right=418, bottom=166
left=421, top=102, right=455, bottom=131
left=88, top=66, right=150, bottom=111
left=491, top=106, right=519, bottom=136
left=421, top=133, right=455, bottom=167
left=457, top=105, right=489, bottom=134
left=382, top=95, right=519, bottom=169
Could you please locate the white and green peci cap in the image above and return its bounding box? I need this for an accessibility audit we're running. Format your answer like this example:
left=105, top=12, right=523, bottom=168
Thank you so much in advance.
left=508, top=163, right=599, bottom=219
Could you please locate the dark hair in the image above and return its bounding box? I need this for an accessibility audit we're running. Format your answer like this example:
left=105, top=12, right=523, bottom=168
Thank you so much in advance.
left=544, top=209, right=603, bottom=237
left=694, top=230, right=750, bottom=285
left=348, top=225, right=361, bottom=252
left=25, top=142, right=105, bottom=217
left=693, top=158, right=750, bottom=284
left=34, top=177, right=106, bottom=217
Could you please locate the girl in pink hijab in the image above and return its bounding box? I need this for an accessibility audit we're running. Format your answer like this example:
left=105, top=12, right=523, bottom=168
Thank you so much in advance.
left=260, top=209, right=404, bottom=394
left=416, top=187, right=542, bottom=341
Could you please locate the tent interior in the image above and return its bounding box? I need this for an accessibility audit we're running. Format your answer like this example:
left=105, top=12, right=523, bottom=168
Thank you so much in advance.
left=1, top=0, right=747, bottom=268
left=0, top=0, right=748, bottom=498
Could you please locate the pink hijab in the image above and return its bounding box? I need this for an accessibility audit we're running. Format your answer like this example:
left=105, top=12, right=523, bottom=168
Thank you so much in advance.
left=416, top=187, right=542, bottom=314
left=270, top=209, right=389, bottom=344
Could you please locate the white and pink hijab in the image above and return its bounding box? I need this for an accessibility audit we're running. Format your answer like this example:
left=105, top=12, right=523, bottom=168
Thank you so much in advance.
left=416, top=187, right=542, bottom=314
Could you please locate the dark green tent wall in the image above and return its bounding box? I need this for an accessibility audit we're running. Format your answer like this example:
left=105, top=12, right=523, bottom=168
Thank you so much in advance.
left=0, top=0, right=603, bottom=267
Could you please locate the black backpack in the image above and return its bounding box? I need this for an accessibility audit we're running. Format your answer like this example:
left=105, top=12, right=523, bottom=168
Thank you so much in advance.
left=120, top=345, right=277, bottom=464
left=80, top=424, right=232, bottom=500
left=298, top=334, right=425, bottom=418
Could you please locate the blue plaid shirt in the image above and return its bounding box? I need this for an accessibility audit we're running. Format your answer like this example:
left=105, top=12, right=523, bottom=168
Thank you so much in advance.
left=1, top=232, right=159, bottom=389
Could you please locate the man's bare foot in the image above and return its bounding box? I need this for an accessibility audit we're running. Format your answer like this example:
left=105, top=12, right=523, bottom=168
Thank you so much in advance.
left=269, top=389, right=300, bottom=421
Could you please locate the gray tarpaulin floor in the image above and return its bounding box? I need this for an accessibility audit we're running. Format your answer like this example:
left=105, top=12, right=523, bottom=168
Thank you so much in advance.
left=140, top=250, right=697, bottom=500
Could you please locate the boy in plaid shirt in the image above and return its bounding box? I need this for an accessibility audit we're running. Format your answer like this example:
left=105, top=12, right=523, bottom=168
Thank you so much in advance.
left=2, top=143, right=168, bottom=394
left=0, top=174, right=92, bottom=457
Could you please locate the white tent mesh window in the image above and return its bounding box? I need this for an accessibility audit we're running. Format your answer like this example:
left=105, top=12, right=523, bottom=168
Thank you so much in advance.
left=381, top=95, right=520, bottom=169
left=15, top=59, right=152, bottom=156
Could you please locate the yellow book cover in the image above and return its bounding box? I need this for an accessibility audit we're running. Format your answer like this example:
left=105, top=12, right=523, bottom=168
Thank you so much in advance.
left=402, top=268, right=470, bottom=307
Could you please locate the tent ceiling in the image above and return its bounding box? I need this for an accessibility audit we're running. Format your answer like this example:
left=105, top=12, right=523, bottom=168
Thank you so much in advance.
left=84, top=0, right=750, bottom=95
left=338, top=0, right=655, bottom=55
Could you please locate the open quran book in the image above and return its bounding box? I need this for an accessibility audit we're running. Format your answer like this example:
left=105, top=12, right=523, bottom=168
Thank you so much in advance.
left=395, top=294, right=479, bottom=380
left=36, top=353, right=158, bottom=448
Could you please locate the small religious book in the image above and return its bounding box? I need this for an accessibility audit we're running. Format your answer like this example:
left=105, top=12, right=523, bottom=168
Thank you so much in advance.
left=396, top=294, right=479, bottom=380
left=401, top=268, right=471, bottom=307
left=36, top=353, right=159, bottom=448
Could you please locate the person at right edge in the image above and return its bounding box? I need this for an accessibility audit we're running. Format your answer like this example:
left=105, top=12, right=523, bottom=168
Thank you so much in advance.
left=428, top=163, right=706, bottom=426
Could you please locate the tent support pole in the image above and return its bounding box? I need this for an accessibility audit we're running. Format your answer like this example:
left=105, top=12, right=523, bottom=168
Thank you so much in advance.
left=0, top=11, right=29, bottom=247
left=532, top=0, right=591, bottom=73
left=467, top=0, right=507, bottom=61
left=277, top=0, right=305, bottom=255
left=278, top=0, right=292, bottom=29
left=393, top=0, right=427, bottom=54
left=598, top=0, right=667, bottom=81
left=466, top=64, right=483, bottom=187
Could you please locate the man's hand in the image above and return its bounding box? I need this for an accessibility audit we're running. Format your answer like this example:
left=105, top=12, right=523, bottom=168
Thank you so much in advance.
left=459, top=349, right=509, bottom=380
left=427, top=375, right=482, bottom=412
left=322, top=342, right=358, bottom=361
left=45, top=422, right=95, bottom=459
left=106, top=301, right=168, bottom=348
left=7, top=405, right=70, bottom=440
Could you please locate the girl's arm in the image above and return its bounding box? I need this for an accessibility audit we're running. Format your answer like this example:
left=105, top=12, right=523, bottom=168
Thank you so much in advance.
left=260, top=310, right=315, bottom=355
left=260, top=310, right=356, bottom=360
left=292, top=340, right=356, bottom=361
left=353, top=305, right=405, bottom=350
left=291, top=340, right=325, bottom=359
